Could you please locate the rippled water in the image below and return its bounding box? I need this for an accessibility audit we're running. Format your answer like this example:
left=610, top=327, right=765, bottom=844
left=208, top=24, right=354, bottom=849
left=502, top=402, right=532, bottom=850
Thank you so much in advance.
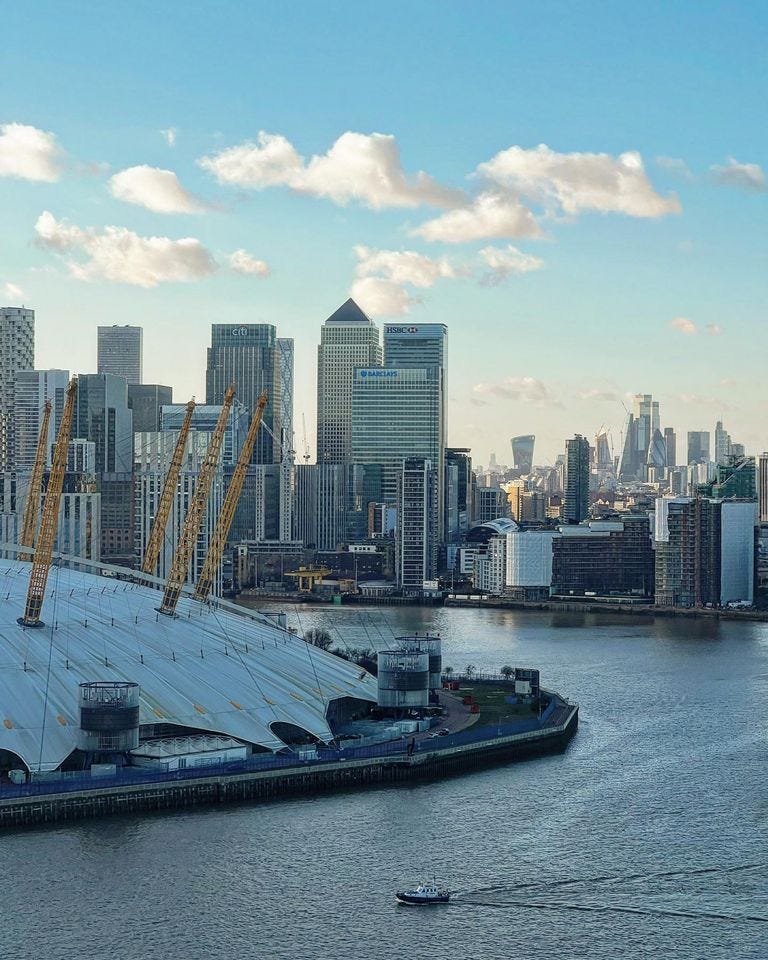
left=2, top=606, right=767, bottom=960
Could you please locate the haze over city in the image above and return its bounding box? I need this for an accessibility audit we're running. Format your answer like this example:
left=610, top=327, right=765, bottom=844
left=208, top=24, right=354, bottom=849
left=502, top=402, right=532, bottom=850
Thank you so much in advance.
left=2, top=1, right=766, bottom=463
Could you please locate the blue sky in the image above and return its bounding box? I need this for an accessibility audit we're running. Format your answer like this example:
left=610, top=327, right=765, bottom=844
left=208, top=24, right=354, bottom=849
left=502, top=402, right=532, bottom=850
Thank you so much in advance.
left=1, top=1, right=766, bottom=463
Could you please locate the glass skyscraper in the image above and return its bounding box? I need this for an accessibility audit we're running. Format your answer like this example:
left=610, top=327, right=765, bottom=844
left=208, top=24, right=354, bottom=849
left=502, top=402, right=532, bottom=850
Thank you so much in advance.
left=351, top=367, right=442, bottom=504
left=97, top=325, right=143, bottom=385
left=316, top=299, right=381, bottom=464
left=205, top=323, right=281, bottom=464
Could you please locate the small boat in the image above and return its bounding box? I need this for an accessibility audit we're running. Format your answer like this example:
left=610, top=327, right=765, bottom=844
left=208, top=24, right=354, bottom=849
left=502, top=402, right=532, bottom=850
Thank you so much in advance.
left=395, top=881, right=450, bottom=905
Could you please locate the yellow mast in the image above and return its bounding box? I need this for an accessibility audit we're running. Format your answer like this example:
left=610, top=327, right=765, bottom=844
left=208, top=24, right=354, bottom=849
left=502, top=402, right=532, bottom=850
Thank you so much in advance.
left=194, top=391, right=268, bottom=602
left=141, top=398, right=196, bottom=577
left=158, top=383, right=236, bottom=617
left=18, top=399, right=52, bottom=561
left=18, top=379, right=77, bottom=627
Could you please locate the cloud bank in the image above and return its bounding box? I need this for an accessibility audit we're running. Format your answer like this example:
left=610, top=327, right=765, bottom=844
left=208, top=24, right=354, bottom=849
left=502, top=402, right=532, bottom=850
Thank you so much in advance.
left=200, top=131, right=463, bottom=209
left=34, top=211, right=217, bottom=287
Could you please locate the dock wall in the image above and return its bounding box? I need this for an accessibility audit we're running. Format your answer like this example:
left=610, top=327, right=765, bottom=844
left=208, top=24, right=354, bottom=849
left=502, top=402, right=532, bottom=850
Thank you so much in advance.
left=0, top=705, right=577, bottom=831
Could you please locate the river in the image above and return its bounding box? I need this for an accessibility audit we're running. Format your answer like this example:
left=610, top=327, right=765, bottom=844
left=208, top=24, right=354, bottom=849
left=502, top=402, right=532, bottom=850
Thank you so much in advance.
left=2, top=605, right=767, bottom=960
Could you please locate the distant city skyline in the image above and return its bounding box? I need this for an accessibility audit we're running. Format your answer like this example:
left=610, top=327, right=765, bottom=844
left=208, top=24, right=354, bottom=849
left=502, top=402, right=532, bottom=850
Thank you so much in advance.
left=2, top=2, right=766, bottom=463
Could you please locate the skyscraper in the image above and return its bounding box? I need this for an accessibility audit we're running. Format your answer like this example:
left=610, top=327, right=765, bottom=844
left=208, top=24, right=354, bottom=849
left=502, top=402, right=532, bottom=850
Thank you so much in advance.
left=0, top=307, right=35, bottom=472
left=97, top=325, right=143, bottom=384
left=351, top=367, right=442, bottom=503
left=714, top=420, right=731, bottom=464
left=664, top=427, right=677, bottom=468
left=316, top=299, right=381, bottom=463
left=511, top=435, right=535, bottom=474
left=760, top=453, right=768, bottom=523
left=127, top=383, right=173, bottom=432
left=687, top=430, right=710, bottom=465
left=397, top=457, right=438, bottom=589
left=71, top=373, right=134, bottom=564
left=14, top=369, right=69, bottom=470
left=383, top=323, right=447, bottom=370
left=563, top=435, right=590, bottom=523
left=383, top=323, right=447, bottom=538
left=618, top=393, right=660, bottom=481
left=276, top=337, right=294, bottom=462
left=205, top=323, right=281, bottom=464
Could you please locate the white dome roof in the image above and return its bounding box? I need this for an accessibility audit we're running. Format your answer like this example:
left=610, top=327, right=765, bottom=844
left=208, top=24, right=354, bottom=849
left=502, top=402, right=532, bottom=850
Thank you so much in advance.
left=0, top=562, right=377, bottom=771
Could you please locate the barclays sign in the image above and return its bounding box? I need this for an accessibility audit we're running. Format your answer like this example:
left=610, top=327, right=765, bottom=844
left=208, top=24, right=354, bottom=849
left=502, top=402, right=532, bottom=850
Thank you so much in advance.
left=359, top=369, right=398, bottom=378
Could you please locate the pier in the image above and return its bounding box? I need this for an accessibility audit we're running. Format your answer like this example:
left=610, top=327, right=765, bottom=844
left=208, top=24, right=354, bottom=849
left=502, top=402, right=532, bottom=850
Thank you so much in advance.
left=0, top=697, right=577, bottom=830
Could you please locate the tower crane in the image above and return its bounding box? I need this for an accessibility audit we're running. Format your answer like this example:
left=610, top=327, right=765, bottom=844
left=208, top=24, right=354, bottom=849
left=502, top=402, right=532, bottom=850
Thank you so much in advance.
left=141, top=398, right=196, bottom=577
left=301, top=413, right=310, bottom=462
left=18, top=379, right=77, bottom=627
left=18, top=399, right=52, bottom=561
left=158, top=383, right=236, bottom=617
left=194, top=391, right=268, bottom=602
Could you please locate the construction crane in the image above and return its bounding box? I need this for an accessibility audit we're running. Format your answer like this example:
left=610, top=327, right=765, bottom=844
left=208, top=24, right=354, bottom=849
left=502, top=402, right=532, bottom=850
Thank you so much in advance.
left=18, top=379, right=77, bottom=627
left=301, top=413, right=310, bottom=462
left=18, top=400, right=52, bottom=562
left=158, top=383, right=236, bottom=617
left=141, top=398, right=196, bottom=577
left=194, top=391, right=268, bottom=602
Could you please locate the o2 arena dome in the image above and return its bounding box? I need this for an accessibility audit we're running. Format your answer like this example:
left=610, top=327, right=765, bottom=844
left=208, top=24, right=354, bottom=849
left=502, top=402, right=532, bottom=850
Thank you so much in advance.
left=0, top=561, right=377, bottom=773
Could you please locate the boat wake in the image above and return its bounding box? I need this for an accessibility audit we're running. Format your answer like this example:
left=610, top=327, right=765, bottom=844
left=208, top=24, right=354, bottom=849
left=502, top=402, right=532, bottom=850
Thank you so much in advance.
left=451, top=862, right=768, bottom=925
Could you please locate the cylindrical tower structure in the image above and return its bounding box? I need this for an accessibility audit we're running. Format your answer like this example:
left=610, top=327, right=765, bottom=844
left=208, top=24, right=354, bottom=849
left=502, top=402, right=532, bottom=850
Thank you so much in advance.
left=78, top=681, right=140, bottom=753
left=376, top=650, right=429, bottom=710
left=396, top=635, right=442, bottom=690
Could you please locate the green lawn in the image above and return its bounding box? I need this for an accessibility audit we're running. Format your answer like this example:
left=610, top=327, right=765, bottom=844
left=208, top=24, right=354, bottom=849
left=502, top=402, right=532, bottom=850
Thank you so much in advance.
left=454, top=685, right=540, bottom=727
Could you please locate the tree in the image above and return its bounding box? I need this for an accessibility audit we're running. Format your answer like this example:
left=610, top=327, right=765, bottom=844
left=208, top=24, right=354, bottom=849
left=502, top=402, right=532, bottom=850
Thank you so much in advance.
left=304, top=628, right=333, bottom=651
left=465, top=663, right=476, bottom=679
left=444, top=665, right=454, bottom=677
left=500, top=665, right=514, bottom=680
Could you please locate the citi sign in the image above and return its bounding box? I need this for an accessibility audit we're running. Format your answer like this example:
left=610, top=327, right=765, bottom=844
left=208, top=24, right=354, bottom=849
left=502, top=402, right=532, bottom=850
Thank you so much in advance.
left=231, top=327, right=250, bottom=337
left=359, top=369, right=397, bottom=378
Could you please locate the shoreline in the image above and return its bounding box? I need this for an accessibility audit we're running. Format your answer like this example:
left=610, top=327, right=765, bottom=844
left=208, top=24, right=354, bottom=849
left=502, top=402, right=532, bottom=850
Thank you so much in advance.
left=235, top=592, right=768, bottom=622
left=0, top=698, right=578, bottom=832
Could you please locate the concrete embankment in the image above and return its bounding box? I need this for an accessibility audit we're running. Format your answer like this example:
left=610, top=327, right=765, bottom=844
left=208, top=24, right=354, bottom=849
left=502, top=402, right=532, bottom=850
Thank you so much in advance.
left=0, top=703, right=577, bottom=831
left=444, top=597, right=768, bottom=621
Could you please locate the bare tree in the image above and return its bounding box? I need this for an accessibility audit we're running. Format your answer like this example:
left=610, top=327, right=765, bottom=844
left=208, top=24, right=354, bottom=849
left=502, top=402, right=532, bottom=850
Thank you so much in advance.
left=304, top=628, right=333, bottom=651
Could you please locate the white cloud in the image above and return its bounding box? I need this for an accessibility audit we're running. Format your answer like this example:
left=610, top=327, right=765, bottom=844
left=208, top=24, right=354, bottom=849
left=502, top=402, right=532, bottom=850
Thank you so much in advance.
left=0, top=122, right=62, bottom=182
left=711, top=157, right=766, bottom=193
left=200, top=130, right=463, bottom=209
left=350, top=245, right=462, bottom=316
left=670, top=316, right=697, bottom=335
left=353, top=245, right=459, bottom=287
left=412, top=190, right=542, bottom=243
left=229, top=249, right=270, bottom=278
left=350, top=276, right=418, bottom=317
left=679, top=392, right=733, bottom=410
left=2, top=281, right=24, bottom=301
left=160, top=127, right=178, bottom=148
left=705, top=323, right=723, bottom=336
left=478, top=245, right=544, bottom=285
left=478, top=144, right=681, bottom=218
left=473, top=376, right=561, bottom=407
left=109, top=165, right=205, bottom=214
left=34, top=211, right=216, bottom=288
left=655, top=156, right=693, bottom=180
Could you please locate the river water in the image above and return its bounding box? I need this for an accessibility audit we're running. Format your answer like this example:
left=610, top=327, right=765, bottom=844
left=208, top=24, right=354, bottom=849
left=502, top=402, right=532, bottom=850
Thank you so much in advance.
left=2, top=605, right=767, bottom=960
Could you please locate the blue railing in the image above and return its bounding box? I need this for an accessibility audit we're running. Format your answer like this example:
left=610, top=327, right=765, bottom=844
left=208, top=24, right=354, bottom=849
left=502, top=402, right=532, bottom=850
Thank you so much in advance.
left=0, top=699, right=572, bottom=801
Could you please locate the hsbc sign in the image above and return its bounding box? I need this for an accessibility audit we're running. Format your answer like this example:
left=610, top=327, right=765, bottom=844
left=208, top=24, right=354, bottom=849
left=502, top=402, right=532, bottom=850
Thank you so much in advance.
left=385, top=326, right=419, bottom=334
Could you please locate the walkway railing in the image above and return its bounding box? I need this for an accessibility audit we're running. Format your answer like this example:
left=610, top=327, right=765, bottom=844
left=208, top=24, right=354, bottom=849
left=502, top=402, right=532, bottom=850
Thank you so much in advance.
left=0, top=698, right=574, bottom=802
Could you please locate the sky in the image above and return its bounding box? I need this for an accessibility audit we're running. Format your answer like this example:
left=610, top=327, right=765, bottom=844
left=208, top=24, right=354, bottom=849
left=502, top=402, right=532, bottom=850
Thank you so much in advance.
left=1, top=1, right=766, bottom=465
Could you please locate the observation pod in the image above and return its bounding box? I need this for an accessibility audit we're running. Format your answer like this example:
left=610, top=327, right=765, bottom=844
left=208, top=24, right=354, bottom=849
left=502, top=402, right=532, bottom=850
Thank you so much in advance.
left=78, top=681, right=140, bottom=753
left=396, top=635, right=442, bottom=690
left=377, top=649, right=429, bottom=710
